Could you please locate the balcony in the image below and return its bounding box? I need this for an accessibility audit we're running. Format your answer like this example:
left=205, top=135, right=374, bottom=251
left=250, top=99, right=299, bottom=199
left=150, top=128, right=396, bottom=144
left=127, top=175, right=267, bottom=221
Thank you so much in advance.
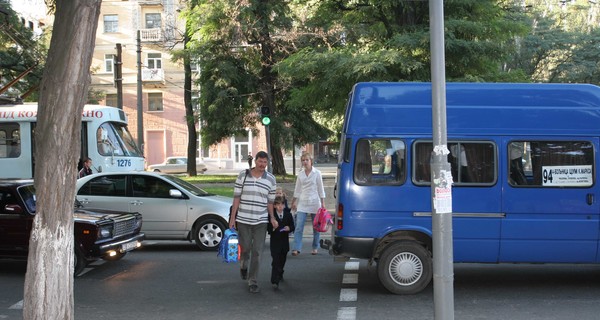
left=138, top=0, right=163, bottom=6
left=142, top=69, right=164, bottom=82
left=139, top=28, right=161, bottom=42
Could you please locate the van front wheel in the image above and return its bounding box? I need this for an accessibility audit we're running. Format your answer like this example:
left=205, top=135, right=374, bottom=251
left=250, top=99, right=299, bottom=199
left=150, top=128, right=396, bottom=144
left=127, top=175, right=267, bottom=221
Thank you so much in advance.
left=377, top=241, right=432, bottom=294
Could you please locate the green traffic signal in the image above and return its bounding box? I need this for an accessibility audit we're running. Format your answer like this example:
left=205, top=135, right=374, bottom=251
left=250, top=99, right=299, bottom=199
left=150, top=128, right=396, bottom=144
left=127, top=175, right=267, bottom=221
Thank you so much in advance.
left=262, top=116, right=271, bottom=125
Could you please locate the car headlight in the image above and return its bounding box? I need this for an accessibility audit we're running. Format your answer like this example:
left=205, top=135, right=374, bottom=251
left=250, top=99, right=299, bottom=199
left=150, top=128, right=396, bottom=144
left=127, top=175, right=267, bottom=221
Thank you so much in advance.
left=98, top=226, right=113, bottom=239
left=135, top=216, right=143, bottom=230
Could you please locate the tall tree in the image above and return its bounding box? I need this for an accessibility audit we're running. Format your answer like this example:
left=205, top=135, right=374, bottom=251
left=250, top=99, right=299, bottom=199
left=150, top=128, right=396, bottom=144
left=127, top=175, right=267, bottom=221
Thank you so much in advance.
left=187, top=0, right=330, bottom=174
left=23, top=1, right=101, bottom=319
left=177, top=0, right=200, bottom=176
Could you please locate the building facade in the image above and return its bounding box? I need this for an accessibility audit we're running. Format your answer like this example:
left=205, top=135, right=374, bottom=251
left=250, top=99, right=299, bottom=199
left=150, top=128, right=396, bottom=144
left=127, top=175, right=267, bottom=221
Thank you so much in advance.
left=90, top=0, right=267, bottom=170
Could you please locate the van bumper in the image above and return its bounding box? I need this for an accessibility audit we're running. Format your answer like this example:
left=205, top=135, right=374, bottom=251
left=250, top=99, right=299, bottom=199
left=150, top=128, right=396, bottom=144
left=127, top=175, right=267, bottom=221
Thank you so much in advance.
left=328, top=236, right=376, bottom=260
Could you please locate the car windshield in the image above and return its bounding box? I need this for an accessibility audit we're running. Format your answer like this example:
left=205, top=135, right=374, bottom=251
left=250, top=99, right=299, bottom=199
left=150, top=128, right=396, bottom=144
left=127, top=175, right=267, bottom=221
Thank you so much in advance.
left=16, top=185, right=36, bottom=213
left=161, top=175, right=210, bottom=196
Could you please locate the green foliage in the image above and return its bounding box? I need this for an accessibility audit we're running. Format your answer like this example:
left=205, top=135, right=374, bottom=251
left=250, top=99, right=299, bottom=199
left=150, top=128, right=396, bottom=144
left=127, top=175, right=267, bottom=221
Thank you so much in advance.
left=0, top=2, right=47, bottom=100
left=277, top=0, right=531, bottom=139
left=183, top=0, right=600, bottom=153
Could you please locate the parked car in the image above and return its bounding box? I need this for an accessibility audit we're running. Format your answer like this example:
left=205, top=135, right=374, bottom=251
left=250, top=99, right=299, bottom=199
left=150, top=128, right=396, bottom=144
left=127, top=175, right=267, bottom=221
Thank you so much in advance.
left=0, top=179, right=145, bottom=275
left=76, top=171, right=231, bottom=250
left=147, top=157, right=208, bottom=174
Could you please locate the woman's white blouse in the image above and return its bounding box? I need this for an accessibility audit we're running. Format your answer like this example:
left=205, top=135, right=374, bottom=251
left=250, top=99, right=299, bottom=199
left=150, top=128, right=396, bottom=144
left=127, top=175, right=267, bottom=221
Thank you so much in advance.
left=293, top=167, right=326, bottom=213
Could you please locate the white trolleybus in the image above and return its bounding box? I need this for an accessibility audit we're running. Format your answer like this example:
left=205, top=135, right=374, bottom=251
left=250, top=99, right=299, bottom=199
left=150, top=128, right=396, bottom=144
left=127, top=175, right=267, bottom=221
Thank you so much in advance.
left=0, top=103, right=145, bottom=178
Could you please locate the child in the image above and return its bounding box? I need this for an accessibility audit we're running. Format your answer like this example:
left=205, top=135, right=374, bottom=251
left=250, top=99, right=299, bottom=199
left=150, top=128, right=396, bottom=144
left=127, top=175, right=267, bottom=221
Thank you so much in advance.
left=267, top=195, right=295, bottom=289
left=275, top=187, right=289, bottom=210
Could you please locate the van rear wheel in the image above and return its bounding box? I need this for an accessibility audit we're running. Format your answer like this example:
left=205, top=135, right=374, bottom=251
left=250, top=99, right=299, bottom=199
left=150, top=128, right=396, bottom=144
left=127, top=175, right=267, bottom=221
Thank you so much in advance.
left=377, top=241, right=432, bottom=294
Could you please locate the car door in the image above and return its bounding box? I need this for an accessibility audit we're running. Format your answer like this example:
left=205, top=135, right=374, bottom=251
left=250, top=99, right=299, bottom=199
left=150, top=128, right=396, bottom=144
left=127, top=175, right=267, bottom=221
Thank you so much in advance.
left=77, top=175, right=130, bottom=212
left=129, top=175, right=189, bottom=238
left=0, top=188, right=33, bottom=257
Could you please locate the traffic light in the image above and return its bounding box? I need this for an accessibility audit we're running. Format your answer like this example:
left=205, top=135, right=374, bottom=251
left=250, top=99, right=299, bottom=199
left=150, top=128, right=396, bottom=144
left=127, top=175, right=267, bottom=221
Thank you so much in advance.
left=260, top=106, right=271, bottom=125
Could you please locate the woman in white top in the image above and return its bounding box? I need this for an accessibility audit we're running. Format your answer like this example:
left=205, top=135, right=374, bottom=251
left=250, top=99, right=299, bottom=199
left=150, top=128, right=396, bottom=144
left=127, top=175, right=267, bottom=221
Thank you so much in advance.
left=291, top=152, right=326, bottom=255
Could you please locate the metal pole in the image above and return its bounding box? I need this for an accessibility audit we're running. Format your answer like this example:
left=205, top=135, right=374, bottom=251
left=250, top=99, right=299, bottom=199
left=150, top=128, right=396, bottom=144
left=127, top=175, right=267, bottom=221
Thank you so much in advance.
left=136, top=31, right=144, bottom=154
left=265, top=125, right=272, bottom=173
left=429, top=1, right=454, bottom=319
left=115, top=43, right=123, bottom=109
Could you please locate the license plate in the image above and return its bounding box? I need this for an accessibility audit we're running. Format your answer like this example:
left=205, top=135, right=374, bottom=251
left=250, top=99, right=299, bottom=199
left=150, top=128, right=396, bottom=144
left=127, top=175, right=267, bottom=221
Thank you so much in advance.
left=121, top=241, right=138, bottom=252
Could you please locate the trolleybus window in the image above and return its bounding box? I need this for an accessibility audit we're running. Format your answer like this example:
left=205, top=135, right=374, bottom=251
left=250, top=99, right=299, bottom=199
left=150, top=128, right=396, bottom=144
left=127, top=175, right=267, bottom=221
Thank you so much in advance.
left=96, top=122, right=142, bottom=157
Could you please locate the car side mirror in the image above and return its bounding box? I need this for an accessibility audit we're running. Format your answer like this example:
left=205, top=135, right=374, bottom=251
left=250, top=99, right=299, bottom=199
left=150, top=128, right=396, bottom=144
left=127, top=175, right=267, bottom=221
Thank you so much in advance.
left=4, top=204, right=23, bottom=214
left=169, top=189, right=183, bottom=198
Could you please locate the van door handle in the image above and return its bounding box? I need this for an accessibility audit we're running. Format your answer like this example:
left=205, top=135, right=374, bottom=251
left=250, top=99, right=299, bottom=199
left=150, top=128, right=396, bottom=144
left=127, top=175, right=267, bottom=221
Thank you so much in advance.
left=586, top=193, right=594, bottom=205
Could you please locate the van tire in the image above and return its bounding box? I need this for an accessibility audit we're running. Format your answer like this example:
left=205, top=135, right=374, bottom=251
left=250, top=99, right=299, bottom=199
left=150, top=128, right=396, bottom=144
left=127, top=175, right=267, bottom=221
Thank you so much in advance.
left=377, top=241, right=432, bottom=294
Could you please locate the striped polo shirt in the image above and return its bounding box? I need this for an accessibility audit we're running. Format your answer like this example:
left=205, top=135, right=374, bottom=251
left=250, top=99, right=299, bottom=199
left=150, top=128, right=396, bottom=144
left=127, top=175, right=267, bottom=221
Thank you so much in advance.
left=233, top=169, right=276, bottom=225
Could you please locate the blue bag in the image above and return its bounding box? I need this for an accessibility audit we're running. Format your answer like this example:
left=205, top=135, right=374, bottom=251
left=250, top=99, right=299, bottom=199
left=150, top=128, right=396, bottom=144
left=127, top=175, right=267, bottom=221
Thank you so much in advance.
left=218, top=228, right=239, bottom=263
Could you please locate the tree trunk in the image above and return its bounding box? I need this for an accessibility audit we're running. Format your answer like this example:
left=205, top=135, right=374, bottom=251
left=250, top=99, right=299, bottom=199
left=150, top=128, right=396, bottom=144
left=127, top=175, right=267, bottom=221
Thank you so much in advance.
left=184, top=1, right=199, bottom=176
left=23, top=1, right=101, bottom=319
left=184, top=28, right=198, bottom=176
left=270, top=143, right=287, bottom=176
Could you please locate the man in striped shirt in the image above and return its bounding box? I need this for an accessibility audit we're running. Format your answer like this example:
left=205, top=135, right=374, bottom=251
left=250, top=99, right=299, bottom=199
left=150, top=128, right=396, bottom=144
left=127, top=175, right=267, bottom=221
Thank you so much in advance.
left=229, top=151, right=278, bottom=293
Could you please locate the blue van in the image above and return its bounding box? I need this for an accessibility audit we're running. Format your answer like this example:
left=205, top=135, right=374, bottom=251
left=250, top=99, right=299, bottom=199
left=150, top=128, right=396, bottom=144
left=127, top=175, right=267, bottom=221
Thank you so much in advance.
left=322, top=82, right=600, bottom=294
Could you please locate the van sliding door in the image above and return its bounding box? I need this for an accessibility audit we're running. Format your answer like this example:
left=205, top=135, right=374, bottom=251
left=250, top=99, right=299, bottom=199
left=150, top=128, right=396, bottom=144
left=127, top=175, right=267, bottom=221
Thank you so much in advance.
left=501, top=138, right=600, bottom=263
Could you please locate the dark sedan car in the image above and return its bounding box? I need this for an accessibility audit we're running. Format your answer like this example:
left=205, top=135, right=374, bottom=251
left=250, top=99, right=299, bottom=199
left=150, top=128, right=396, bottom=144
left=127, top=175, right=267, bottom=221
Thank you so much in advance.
left=0, top=179, right=145, bottom=275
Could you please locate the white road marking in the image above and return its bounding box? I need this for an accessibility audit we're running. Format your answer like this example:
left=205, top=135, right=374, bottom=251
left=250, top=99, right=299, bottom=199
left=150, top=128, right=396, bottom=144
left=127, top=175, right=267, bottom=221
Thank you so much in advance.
left=9, top=300, right=22, bottom=310
left=339, top=288, right=357, bottom=302
left=342, top=273, right=358, bottom=284
left=337, top=307, right=356, bottom=320
left=344, top=261, right=359, bottom=271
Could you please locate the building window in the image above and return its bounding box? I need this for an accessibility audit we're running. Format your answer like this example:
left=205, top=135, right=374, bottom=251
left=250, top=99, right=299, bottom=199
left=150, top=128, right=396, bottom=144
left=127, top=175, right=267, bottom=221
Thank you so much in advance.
left=105, top=94, right=117, bottom=107
left=103, top=14, right=118, bottom=33
left=145, top=13, right=161, bottom=29
left=148, top=93, right=163, bottom=111
left=104, top=54, right=115, bottom=73
left=147, top=53, right=162, bottom=69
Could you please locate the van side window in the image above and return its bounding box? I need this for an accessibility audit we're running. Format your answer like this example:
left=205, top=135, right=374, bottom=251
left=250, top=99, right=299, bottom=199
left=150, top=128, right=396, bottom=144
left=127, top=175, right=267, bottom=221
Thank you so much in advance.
left=414, top=141, right=496, bottom=185
left=508, top=141, right=594, bottom=187
left=353, top=139, right=406, bottom=185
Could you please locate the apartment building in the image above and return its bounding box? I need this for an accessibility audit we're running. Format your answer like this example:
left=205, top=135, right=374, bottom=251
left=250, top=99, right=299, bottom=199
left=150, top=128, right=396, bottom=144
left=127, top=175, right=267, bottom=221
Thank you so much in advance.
left=91, top=0, right=271, bottom=170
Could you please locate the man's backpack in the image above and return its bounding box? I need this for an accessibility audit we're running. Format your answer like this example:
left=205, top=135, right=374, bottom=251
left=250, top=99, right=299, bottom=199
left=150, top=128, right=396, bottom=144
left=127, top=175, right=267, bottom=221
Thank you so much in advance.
left=218, top=228, right=240, bottom=263
left=313, top=207, right=333, bottom=233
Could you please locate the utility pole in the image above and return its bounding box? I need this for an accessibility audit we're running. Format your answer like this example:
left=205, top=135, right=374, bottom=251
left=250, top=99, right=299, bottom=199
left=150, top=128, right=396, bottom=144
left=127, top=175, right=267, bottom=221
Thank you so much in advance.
left=265, top=125, right=272, bottom=173
left=429, top=1, right=454, bottom=319
left=114, top=43, right=123, bottom=109
left=136, top=31, right=144, bottom=154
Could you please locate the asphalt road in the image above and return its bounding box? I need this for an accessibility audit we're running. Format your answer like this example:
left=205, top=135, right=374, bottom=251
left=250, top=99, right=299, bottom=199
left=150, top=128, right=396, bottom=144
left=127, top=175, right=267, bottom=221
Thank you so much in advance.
left=3, top=239, right=600, bottom=320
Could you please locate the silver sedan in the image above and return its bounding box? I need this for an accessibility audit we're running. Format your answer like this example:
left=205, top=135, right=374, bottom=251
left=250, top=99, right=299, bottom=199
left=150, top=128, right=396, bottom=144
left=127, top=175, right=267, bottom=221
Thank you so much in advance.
left=76, top=171, right=231, bottom=250
left=147, top=157, right=208, bottom=174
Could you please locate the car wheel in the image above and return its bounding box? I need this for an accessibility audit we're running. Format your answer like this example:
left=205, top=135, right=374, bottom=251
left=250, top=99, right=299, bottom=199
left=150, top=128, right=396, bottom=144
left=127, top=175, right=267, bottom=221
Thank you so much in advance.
left=377, top=241, right=432, bottom=295
left=193, top=218, right=226, bottom=251
left=102, top=252, right=127, bottom=261
left=74, top=248, right=87, bottom=276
